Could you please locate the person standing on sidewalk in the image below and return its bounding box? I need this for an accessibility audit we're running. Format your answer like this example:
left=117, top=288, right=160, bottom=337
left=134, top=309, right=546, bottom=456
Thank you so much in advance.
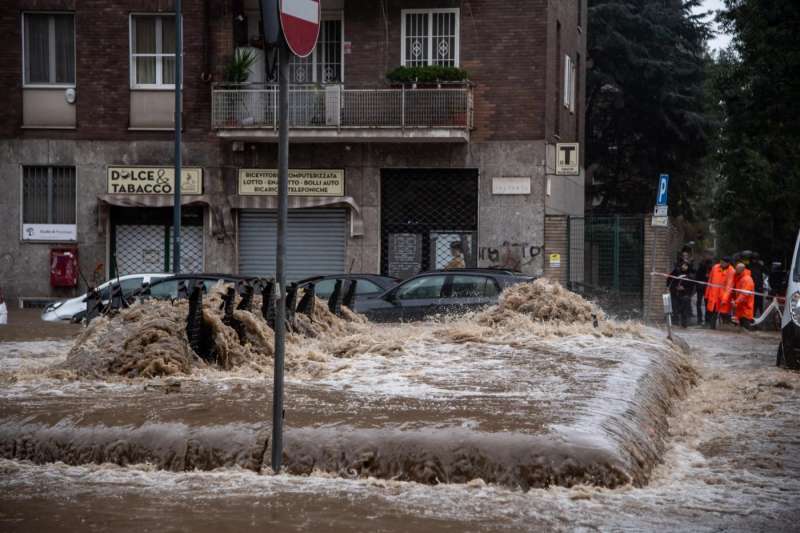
left=668, top=262, right=694, bottom=328
left=733, top=262, right=755, bottom=329
left=696, top=250, right=713, bottom=325
left=705, top=256, right=735, bottom=328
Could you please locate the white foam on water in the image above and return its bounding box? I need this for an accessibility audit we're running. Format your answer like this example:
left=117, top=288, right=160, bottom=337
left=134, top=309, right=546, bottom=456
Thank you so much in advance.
left=0, top=340, right=71, bottom=371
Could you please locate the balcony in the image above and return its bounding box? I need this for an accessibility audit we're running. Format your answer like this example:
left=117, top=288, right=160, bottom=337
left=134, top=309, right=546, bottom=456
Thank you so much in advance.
left=211, top=83, right=473, bottom=143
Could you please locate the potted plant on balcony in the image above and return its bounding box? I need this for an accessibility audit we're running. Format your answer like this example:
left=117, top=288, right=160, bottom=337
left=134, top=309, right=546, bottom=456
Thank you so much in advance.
left=386, top=66, right=470, bottom=126
left=386, top=65, right=469, bottom=88
left=221, top=48, right=257, bottom=127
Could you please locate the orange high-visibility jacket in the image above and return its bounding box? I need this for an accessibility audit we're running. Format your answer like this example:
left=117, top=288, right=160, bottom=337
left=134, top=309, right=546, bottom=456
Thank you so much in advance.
left=706, top=263, right=735, bottom=314
left=734, top=269, right=755, bottom=320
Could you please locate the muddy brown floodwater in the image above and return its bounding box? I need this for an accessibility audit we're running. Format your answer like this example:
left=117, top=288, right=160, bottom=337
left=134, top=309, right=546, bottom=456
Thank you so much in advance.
left=1, top=285, right=799, bottom=531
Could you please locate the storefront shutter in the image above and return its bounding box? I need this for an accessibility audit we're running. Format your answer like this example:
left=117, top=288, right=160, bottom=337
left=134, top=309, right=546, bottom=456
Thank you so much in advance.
left=238, top=209, right=346, bottom=280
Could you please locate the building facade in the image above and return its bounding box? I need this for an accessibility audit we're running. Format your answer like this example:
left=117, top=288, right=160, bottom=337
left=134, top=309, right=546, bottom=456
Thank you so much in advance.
left=0, top=0, right=586, bottom=302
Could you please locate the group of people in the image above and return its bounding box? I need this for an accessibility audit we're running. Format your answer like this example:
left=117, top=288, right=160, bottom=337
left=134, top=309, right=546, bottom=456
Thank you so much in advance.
left=667, top=248, right=768, bottom=330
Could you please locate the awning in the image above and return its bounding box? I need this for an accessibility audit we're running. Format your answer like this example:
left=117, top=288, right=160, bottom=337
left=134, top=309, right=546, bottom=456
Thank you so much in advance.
left=96, top=194, right=232, bottom=239
left=228, top=195, right=365, bottom=237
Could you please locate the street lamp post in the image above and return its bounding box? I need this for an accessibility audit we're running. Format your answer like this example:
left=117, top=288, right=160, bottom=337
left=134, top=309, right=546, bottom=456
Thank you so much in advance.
left=172, top=0, right=183, bottom=273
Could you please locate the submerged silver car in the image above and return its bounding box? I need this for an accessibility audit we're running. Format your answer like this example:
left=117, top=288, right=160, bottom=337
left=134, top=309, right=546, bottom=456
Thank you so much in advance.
left=41, top=273, right=172, bottom=322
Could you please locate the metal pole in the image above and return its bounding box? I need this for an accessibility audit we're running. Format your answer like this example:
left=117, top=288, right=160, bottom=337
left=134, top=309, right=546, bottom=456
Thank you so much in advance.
left=271, top=40, right=289, bottom=473
left=172, top=0, right=183, bottom=274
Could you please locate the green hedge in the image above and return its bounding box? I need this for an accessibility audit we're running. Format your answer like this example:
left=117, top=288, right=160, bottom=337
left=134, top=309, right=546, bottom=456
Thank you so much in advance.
left=386, top=65, right=469, bottom=84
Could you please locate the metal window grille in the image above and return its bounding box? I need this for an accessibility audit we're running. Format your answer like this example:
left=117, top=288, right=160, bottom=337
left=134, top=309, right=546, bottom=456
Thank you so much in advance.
left=22, top=166, right=76, bottom=224
left=403, top=10, right=458, bottom=67
left=431, top=12, right=457, bottom=67
left=273, top=14, right=342, bottom=84
left=381, top=169, right=478, bottom=277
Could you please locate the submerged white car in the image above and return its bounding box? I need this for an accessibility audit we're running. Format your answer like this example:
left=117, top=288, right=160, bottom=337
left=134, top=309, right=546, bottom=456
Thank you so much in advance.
left=41, top=273, right=173, bottom=322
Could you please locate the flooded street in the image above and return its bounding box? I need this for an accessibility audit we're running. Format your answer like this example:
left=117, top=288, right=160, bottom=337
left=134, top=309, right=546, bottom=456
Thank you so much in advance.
left=1, top=296, right=799, bottom=531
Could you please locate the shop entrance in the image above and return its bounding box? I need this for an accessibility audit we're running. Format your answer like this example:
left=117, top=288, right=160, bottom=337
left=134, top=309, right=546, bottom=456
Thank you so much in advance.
left=381, top=169, right=479, bottom=278
left=110, top=207, right=204, bottom=276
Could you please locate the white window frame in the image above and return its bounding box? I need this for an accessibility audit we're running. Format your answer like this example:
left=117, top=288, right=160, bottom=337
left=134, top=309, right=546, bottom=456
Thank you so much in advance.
left=129, top=13, right=180, bottom=89
left=401, top=8, right=460, bottom=67
left=563, top=54, right=575, bottom=111
left=21, top=12, right=76, bottom=88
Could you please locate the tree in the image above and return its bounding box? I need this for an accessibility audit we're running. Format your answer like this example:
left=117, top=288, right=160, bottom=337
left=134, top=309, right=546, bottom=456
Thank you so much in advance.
left=586, top=0, right=711, bottom=217
left=712, top=0, right=800, bottom=262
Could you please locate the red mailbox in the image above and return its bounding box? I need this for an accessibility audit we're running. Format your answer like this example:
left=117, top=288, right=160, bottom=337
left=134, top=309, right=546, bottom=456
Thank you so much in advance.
left=50, top=247, right=79, bottom=288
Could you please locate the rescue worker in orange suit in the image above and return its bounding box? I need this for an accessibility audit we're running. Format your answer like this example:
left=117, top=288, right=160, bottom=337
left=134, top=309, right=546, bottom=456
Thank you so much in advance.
left=705, top=256, right=735, bottom=329
left=733, top=262, right=755, bottom=329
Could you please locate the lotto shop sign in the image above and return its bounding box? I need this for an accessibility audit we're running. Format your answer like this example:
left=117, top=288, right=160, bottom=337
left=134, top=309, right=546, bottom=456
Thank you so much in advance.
left=107, top=166, right=203, bottom=195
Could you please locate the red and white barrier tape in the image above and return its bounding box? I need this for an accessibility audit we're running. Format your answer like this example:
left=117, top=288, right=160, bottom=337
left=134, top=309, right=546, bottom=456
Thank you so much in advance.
left=650, top=271, right=784, bottom=301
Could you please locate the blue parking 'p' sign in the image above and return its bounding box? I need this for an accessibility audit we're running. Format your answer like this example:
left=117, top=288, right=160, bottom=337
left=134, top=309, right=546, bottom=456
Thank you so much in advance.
left=656, top=174, right=669, bottom=206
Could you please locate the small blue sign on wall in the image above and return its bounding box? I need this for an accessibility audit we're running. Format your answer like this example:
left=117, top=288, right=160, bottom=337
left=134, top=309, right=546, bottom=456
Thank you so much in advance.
left=656, top=174, right=669, bottom=206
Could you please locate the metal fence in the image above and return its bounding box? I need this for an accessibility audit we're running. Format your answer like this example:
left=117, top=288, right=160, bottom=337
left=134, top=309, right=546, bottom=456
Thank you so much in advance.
left=211, top=83, right=473, bottom=130
left=568, top=216, right=646, bottom=319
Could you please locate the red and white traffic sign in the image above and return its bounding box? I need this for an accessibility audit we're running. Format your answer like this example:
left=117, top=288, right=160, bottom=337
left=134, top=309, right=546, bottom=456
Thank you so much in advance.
left=279, top=0, right=320, bottom=58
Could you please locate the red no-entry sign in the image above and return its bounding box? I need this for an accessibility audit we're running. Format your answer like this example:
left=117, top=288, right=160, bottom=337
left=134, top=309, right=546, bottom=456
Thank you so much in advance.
left=279, top=0, right=320, bottom=58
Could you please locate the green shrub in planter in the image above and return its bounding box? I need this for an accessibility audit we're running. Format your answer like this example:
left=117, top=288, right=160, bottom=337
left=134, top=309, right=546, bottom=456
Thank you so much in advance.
left=224, top=48, right=257, bottom=83
left=386, top=65, right=469, bottom=84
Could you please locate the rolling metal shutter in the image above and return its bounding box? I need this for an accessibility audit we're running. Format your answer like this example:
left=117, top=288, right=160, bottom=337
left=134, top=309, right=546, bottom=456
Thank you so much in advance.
left=238, top=209, right=346, bottom=280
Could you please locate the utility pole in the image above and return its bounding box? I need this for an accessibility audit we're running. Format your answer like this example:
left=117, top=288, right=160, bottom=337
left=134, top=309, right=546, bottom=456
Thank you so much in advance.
left=172, top=0, right=183, bottom=274
left=271, top=38, right=290, bottom=473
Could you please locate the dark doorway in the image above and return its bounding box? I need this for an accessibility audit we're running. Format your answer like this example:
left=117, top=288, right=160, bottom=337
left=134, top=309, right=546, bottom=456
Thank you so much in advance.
left=381, top=168, right=479, bottom=277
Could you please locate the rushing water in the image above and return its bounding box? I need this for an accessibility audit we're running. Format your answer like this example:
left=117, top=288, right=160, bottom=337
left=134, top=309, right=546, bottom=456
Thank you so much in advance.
left=1, top=305, right=799, bottom=530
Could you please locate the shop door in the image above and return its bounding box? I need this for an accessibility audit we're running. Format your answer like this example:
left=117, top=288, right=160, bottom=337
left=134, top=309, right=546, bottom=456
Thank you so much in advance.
left=381, top=169, right=479, bottom=278
left=238, top=209, right=346, bottom=280
left=111, top=207, right=204, bottom=276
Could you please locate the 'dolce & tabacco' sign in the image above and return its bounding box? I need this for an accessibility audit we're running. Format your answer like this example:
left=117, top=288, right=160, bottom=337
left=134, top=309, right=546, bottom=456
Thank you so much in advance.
left=107, top=166, right=204, bottom=195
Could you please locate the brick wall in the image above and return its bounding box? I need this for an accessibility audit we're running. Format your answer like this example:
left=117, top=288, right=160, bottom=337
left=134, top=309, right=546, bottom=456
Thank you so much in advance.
left=344, top=0, right=549, bottom=142
left=0, top=0, right=230, bottom=142
left=1, top=0, right=583, bottom=145
left=643, top=216, right=684, bottom=322
left=545, top=0, right=585, bottom=153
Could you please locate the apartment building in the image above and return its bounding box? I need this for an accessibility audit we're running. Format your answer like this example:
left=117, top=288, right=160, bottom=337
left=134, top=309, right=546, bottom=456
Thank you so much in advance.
left=0, top=0, right=586, bottom=301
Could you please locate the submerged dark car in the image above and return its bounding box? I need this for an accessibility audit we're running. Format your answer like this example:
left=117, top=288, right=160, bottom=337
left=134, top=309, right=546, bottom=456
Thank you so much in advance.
left=354, top=269, right=534, bottom=322
left=296, top=274, right=399, bottom=302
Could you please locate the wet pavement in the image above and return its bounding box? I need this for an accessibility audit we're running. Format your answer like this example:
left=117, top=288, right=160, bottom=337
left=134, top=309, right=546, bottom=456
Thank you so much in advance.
left=1, top=313, right=799, bottom=531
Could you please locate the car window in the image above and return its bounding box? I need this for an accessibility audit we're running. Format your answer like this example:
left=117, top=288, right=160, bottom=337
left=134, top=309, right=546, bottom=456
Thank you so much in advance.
left=150, top=280, right=179, bottom=299
left=314, top=279, right=336, bottom=299
left=355, top=279, right=383, bottom=295
left=120, top=277, right=144, bottom=296
left=396, top=276, right=446, bottom=300
left=450, top=275, right=498, bottom=298
left=794, top=235, right=800, bottom=282
left=88, top=280, right=111, bottom=300
left=484, top=278, right=500, bottom=297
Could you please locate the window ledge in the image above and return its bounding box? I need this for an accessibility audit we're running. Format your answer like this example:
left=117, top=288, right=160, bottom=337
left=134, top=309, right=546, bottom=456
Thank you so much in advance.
left=128, top=127, right=180, bottom=131
left=21, top=125, right=76, bottom=130
left=20, top=240, right=78, bottom=244
left=23, top=85, right=76, bottom=90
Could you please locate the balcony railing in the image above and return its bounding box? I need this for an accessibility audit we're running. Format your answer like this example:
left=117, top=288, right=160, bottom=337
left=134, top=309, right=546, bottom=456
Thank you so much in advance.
left=211, top=83, right=473, bottom=133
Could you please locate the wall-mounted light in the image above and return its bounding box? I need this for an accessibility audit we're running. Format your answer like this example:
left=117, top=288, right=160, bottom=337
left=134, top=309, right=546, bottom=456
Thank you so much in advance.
left=65, top=88, right=77, bottom=104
